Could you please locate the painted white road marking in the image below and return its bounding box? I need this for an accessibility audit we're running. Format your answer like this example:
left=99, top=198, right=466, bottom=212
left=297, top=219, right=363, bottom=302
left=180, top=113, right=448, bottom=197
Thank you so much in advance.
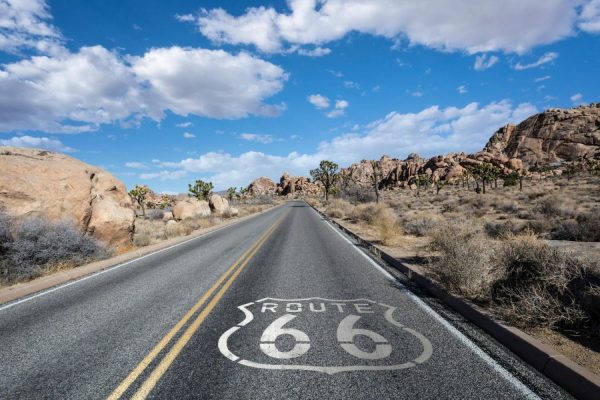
left=316, top=207, right=539, bottom=399
left=218, top=298, right=433, bottom=374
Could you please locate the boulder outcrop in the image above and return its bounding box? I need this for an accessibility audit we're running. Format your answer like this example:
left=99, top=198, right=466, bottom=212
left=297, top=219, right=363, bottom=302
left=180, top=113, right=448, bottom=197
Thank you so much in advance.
left=484, top=103, right=600, bottom=166
left=0, top=147, right=135, bottom=250
left=172, top=199, right=211, bottom=220
left=277, top=172, right=322, bottom=196
left=247, top=177, right=277, bottom=196
left=208, top=194, right=229, bottom=214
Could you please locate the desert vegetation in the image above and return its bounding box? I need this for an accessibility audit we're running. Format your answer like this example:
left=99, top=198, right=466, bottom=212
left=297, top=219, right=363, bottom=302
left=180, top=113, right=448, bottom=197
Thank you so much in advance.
left=0, top=211, right=110, bottom=286
left=310, top=163, right=600, bottom=369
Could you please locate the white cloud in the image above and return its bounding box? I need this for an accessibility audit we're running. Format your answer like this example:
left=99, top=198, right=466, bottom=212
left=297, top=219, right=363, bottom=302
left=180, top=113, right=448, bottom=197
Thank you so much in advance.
left=240, top=133, right=274, bottom=143
left=158, top=99, right=536, bottom=189
left=296, top=46, right=331, bottom=56
left=307, top=94, right=330, bottom=109
left=570, top=93, right=583, bottom=103
left=139, top=170, right=187, bottom=181
left=513, top=52, right=559, bottom=70
left=176, top=122, right=193, bottom=128
left=534, top=75, right=551, bottom=82
left=0, top=0, right=64, bottom=55
left=335, top=100, right=349, bottom=109
left=343, top=81, right=359, bottom=89
left=457, top=85, right=468, bottom=94
left=183, top=132, right=196, bottom=138
left=474, top=54, right=499, bottom=71
left=125, top=161, right=149, bottom=169
left=0, top=135, right=75, bottom=152
left=0, top=45, right=288, bottom=133
left=579, top=0, right=600, bottom=32
left=325, top=99, right=349, bottom=118
left=408, top=90, right=423, bottom=98
left=187, top=0, right=579, bottom=54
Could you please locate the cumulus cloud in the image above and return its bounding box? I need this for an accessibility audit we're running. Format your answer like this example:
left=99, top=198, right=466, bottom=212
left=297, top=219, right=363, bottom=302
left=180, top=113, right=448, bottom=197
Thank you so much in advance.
left=513, top=52, right=559, bottom=70
left=158, top=99, right=536, bottom=189
left=0, top=0, right=64, bottom=55
left=185, top=0, right=580, bottom=54
left=183, top=132, right=196, bottom=138
left=240, top=133, right=274, bottom=143
left=579, top=0, right=600, bottom=32
left=0, top=45, right=288, bottom=133
left=457, top=85, right=468, bottom=94
left=176, top=122, right=193, bottom=128
left=307, top=94, right=330, bottom=109
left=474, top=54, right=498, bottom=71
left=325, top=99, right=349, bottom=118
left=296, top=46, right=331, bottom=56
left=0, top=135, right=75, bottom=152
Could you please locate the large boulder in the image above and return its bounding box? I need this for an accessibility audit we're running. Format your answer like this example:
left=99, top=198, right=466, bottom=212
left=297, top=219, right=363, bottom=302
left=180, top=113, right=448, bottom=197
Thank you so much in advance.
left=0, top=147, right=135, bottom=250
left=172, top=199, right=211, bottom=220
left=208, top=194, right=229, bottom=214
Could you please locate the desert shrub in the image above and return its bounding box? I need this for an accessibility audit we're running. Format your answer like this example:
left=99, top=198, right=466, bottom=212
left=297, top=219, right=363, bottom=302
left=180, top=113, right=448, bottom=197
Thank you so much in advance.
left=552, top=211, right=600, bottom=242
left=535, top=195, right=575, bottom=217
left=491, top=234, right=598, bottom=329
left=497, top=200, right=519, bottom=214
left=373, top=207, right=401, bottom=245
left=428, top=223, right=496, bottom=298
left=221, top=208, right=238, bottom=219
left=4, top=217, right=110, bottom=282
left=440, top=201, right=458, bottom=214
left=164, top=222, right=186, bottom=238
left=0, top=211, right=11, bottom=252
left=484, top=220, right=523, bottom=238
left=403, top=216, right=439, bottom=237
left=133, top=219, right=166, bottom=246
left=147, top=209, right=164, bottom=221
left=348, top=203, right=385, bottom=224
left=325, top=199, right=353, bottom=219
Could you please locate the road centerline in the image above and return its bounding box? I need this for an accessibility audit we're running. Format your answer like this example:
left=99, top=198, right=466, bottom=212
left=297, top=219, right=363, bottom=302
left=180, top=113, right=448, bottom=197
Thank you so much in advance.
left=107, top=211, right=287, bottom=400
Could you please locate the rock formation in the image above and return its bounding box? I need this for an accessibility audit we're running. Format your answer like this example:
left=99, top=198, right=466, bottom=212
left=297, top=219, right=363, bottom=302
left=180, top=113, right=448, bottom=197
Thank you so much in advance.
left=247, top=177, right=277, bottom=196
left=0, top=147, right=135, bottom=250
left=208, top=194, right=229, bottom=215
left=172, top=199, right=211, bottom=220
left=277, top=172, right=322, bottom=196
left=484, top=103, right=600, bottom=166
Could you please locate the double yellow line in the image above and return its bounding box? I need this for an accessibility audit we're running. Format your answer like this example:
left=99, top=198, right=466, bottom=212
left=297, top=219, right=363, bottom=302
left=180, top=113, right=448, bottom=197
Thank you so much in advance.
left=108, top=212, right=286, bottom=400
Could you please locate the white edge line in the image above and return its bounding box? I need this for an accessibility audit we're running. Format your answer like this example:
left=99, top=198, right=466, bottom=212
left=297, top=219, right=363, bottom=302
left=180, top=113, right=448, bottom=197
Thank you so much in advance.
left=0, top=206, right=283, bottom=313
left=314, top=207, right=539, bottom=399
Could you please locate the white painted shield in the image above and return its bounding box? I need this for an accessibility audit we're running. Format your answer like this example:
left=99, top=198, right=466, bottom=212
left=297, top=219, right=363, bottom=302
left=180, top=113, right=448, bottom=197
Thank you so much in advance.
left=218, top=297, right=433, bottom=374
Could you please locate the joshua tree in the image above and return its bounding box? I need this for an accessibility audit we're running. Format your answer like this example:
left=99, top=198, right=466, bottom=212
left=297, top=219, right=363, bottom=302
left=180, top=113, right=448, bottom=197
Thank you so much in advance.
left=227, top=187, right=236, bottom=202
left=434, top=179, right=446, bottom=195
left=414, top=174, right=431, bottom=197
left=310, top=160, right=339, bottom=201
left=369, top=160, right=382, bottom=203
left=129, top=185, right=150, bottom=217
left=188, top=179, right=213, bottom=200
left=471, top=163, right=498, bottom=194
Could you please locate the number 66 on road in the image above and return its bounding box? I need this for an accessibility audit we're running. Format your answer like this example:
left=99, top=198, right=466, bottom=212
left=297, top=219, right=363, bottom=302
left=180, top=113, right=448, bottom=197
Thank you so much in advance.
left=259, top=314, right=392, bottom=360
left=218, top=298, right=433, bottom=374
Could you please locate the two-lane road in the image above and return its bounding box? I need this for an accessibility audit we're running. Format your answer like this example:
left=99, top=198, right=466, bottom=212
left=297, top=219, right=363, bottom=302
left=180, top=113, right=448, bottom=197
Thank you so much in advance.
left=0, top=202, right=572, bottom=399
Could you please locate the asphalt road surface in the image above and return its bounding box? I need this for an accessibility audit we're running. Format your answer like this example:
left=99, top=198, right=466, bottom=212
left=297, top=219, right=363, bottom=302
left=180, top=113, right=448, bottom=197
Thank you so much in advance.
left=0, top=201, right=574, bottom=399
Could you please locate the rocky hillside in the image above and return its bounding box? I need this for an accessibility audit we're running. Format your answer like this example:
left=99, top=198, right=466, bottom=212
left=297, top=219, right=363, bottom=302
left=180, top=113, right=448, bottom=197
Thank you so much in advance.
left=0, top=147, right=135, bottom=250
left=247, top=103, right=599, bottom=196
left=484, top=103, right=600, bottom=166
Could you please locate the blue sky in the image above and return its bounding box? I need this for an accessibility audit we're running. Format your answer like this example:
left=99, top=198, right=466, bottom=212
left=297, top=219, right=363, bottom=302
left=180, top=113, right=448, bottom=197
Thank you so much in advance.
left=0, top=0, right=599, bottom=192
